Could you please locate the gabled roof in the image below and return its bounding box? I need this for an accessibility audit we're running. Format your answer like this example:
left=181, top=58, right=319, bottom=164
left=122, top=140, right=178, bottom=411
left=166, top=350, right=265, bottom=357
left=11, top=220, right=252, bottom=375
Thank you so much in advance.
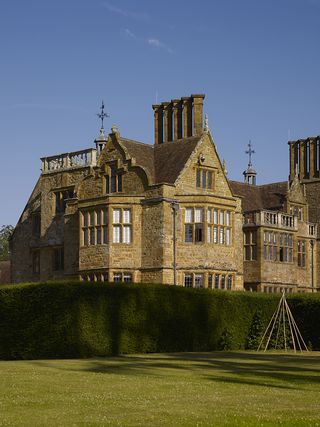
left=119, top=136, right=201, bottom=185
left=229, top=180, right=288, bottom=212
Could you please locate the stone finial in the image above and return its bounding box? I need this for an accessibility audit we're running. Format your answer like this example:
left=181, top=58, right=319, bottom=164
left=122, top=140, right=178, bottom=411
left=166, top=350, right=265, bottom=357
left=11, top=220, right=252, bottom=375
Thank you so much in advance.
left=111, top=124, right=119, bottom=134
left=204, top=114, right=209, bottom=132
left=222, top=159, right=228, bottom=176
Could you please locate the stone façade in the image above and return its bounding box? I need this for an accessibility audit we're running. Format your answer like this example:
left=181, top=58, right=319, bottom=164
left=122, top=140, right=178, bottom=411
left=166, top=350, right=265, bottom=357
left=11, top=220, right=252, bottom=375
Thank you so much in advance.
left=10, top=95, right=319, bottom=293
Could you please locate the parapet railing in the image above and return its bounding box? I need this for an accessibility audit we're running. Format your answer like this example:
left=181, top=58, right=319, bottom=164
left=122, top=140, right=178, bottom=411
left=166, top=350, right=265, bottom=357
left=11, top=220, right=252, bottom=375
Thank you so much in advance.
left=41, top=148, right=97, bottom=173
left=244, top=210, right=297, bottom=230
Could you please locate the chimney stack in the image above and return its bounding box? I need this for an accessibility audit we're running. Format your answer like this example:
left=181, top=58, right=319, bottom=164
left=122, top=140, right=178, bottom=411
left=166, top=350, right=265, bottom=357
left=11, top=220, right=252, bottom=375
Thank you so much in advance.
left=192, top=94, right=205, bottom=137
left=153, top=94, right=206, bottom=145
left=152, top=104, right=164, bottom=145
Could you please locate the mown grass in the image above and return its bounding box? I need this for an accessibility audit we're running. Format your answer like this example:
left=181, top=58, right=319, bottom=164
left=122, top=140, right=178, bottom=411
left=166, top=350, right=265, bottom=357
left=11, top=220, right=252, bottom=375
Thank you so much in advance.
left=1, top=352, right=320, bottom=427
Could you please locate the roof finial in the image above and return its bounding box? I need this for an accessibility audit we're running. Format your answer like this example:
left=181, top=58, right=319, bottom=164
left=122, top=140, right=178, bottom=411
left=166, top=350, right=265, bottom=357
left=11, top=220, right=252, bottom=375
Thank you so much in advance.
left=243, top=140, right=257, bottom=185
left=204, top=113, right=209, bottom=132
left=246, top=140, right=255, bottom=168
left=97, top=100, right=109, bottom=130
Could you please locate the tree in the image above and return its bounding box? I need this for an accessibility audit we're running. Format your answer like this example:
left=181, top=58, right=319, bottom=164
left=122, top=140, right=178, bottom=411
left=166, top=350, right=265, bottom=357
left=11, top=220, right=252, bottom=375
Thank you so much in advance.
left=0, top=225, right=14, bottom=261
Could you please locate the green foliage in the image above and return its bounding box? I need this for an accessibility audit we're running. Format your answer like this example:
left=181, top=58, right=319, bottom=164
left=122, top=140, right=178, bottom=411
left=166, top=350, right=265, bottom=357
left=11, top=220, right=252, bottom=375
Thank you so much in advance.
left=0, top=225, right=14, bottom=261
left=0, top=282, right=319, bottom=360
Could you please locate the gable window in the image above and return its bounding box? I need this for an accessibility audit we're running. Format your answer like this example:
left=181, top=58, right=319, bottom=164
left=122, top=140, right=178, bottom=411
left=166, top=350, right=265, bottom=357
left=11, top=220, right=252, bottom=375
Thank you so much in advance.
left=196, top=168, right=213, bottom=190
left=82, top=208, right=108, bottom=246
left=106, top=165, right=123, bottom=193
left=244, top=230, right=257, bottom=261
left=297, top=240, right=306, bottom=267
left=55, top=188, right=75, bottom=214
left=184, top=208, right=204, bottom=243
left=53, top=247, right=64, bottom=271
left=112, top=208, right=132, bottom=244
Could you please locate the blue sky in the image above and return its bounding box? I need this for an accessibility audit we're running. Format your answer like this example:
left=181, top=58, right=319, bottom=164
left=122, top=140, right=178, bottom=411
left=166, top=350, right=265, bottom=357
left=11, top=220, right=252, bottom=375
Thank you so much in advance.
left=1, top=0, right=320, bottom=225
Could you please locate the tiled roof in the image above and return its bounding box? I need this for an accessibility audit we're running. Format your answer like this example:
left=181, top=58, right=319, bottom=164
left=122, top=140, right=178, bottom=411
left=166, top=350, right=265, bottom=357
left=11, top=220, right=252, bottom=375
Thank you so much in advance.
left=229, top=180, right=288, bottom=212
left=120, top=136, right=201, bottom=185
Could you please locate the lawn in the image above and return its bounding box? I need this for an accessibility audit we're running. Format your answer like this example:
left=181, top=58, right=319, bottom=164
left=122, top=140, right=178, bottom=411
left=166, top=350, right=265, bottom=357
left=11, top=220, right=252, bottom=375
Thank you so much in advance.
left=1, top=352, right=320, bottom=427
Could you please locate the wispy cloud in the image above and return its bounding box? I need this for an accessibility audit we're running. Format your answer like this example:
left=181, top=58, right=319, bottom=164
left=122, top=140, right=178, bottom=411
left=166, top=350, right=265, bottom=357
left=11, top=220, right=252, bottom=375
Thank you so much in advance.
left=147, top=38, right=173, bottom=54
left=101, top=2, right=149, bottom=21
left=123, top=29, right=173, bottom=54
left=124, top=28, right=136, bottom=38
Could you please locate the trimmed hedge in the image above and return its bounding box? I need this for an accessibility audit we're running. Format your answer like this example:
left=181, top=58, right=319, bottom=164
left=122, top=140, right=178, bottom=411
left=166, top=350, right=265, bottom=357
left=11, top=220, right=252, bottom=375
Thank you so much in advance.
left=0, top=281, right=320, bottom=359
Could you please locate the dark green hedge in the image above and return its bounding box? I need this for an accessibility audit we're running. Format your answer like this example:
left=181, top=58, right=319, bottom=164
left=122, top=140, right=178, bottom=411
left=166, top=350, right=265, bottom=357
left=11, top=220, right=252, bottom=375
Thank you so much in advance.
left=0, top=281, right=320, bottom=359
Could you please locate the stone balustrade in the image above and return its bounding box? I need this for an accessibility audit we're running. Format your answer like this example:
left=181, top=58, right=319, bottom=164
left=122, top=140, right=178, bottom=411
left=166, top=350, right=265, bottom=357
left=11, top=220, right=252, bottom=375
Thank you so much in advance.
left=244, top=210, right=298, bottom=230
left=41, top=148, right=97, bottom=173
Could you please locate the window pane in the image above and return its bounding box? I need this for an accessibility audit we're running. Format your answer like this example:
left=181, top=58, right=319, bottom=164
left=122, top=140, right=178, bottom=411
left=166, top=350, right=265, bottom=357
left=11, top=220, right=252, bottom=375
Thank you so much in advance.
left=97, top=228, right=102, bottom=244
left=213, top=226, right=218, bottom=243
left=123, top=209, right=131, bottom=224
left=202, top=170, right=207, bottom=188
left=113, top=225, right=121, bottom=243
left=208, top=274, right=213, bottom=289
left=195, top=274, right=204, bottom=288
left=105, top=175, right=110, bottom=193
left=113, top=273, right=122, bottom=282
left=90, top=228, right=95, bottom=245
left=185, top=224, right=193, bottom=242
left=103, top=226, right=108, bottom=244
left=184, top=274, right=193, bottom=288
left=214, top=274, right=219, bottom=289
left=221, top=274, right=226, bottom=289
left=123, top=273, right=132, bottom=282
left=220, top=210, right=225, bottom=225
left=196, top=170, right=201, bottom=187
left=123, top=225, right=131, bottom=243
left=227, top=275, right=232, bottom=290
left=185, top=208, right=193, bottom=223
left=195, top=208, right=203, bottom=223
left=207, top=208, right=212, bottom=223
left=220, top=227, right=225, bottom=244
left=83, top=229, right=88, bottom=246
left=207, top=171, right=213, bottom=189
left=213, top=209, right=218, bottom=224
left=96, top=210, right=101, bottom=225
left=195, top=224, right=203, bottom=242
left=83, top=211, right=88, bottom=227
left=90, top=211, right=94, bottom=226
left=113, top=209, right=121, bottom=224
left=103, top=208, right=108, bottom=225
left=226, top=211, right=231, bottom=226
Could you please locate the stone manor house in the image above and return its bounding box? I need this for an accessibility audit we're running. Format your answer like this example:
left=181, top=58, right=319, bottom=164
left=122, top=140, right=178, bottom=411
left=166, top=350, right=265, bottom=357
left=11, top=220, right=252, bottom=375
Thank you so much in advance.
left=11, top=95, right=319, bottom=293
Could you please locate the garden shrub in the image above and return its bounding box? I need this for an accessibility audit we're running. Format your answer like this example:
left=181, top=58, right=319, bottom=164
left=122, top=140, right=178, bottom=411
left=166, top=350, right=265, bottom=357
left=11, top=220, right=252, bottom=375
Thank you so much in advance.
left=0, top=281, right=319, bottom=359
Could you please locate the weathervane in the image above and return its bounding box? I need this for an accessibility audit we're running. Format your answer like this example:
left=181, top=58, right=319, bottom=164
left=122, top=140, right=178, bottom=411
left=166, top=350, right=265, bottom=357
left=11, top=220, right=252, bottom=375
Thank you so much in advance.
left=97, top=101, right=109, bottom=129
left=246, top=140, right=255, bottom=167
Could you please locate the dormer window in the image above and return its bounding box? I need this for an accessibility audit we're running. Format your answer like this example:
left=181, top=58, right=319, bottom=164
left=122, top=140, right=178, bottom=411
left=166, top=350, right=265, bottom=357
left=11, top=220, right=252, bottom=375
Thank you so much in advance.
left=106, top=165, right=122, bottom=193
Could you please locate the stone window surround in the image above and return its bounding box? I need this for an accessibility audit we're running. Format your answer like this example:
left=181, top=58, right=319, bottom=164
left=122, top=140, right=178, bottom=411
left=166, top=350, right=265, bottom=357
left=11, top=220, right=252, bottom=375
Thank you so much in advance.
left=184, top=206, right=232, bottom=245
left=244, top=230, right=257, bottom=261
left=52, top=246, right=64, bottom=272
left=263, top=230, right=293, bottom=263
left=32, top=249, right=40, bottom=274
left=104, top=164, right=123, bottom=194
left=196, top=167, right=214, bottom=190
left=80, top=206, right=133, bottom=247
left=297, top=239, right=306, bottom=268
left=184, top=271, right=234, bottom=290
